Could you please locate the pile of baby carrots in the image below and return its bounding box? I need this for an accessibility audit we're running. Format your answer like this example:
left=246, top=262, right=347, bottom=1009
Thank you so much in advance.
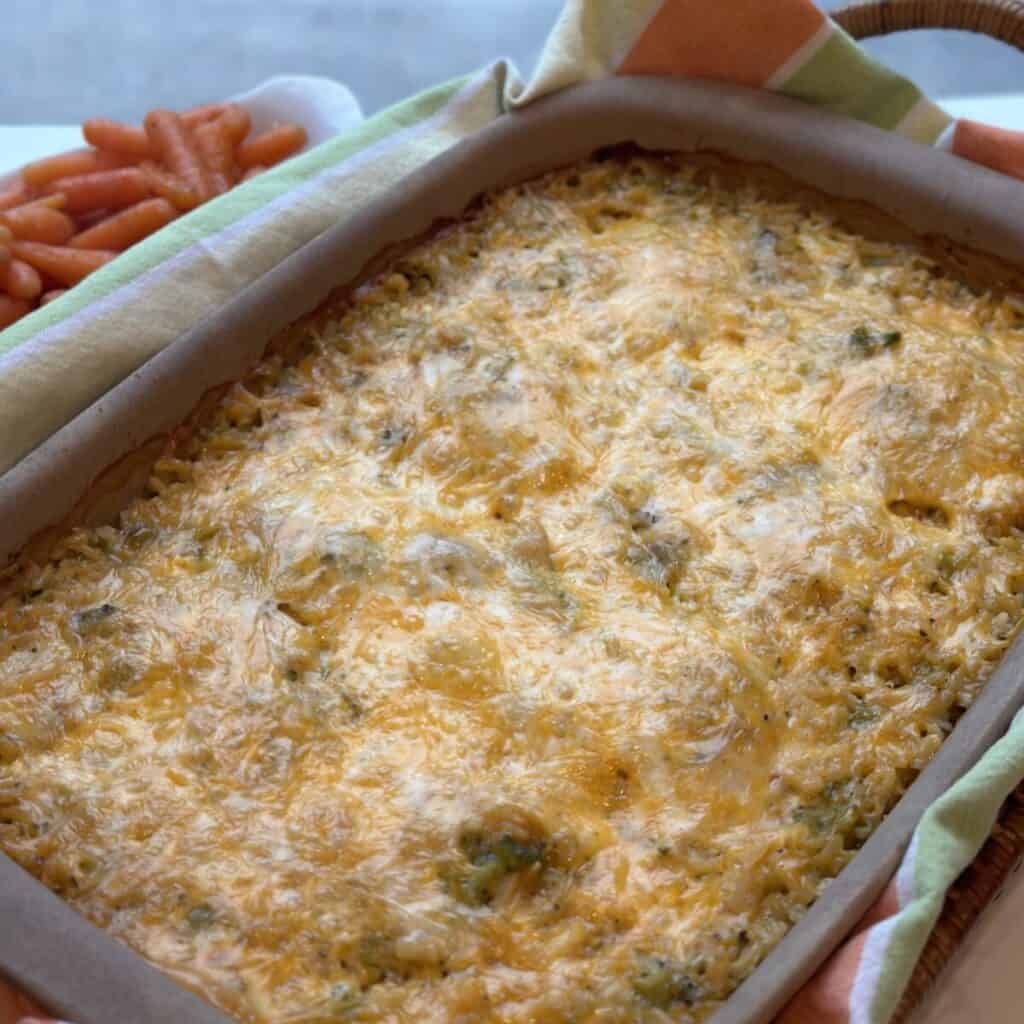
left=0, top=101, right=308, bottom=331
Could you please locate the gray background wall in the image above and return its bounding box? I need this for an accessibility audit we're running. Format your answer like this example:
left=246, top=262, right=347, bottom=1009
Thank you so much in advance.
left=3, top=0, right=1022, bottom=124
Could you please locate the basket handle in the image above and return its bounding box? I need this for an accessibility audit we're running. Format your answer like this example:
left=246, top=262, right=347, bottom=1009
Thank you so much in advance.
left=832, top=0, right=1024, bottom=51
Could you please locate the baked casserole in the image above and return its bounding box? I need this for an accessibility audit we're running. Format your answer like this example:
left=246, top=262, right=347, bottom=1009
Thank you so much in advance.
left=2, top=154, right=1024, bottom=1023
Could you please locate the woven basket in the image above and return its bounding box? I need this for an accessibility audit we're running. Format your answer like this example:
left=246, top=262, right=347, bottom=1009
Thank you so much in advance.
left=830, top=6, right=1024, bottom=1017
left=834, top=0, right=1024, bottom=49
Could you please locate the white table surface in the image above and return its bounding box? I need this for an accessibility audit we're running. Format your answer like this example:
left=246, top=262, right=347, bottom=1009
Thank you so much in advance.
left=2, top=93, right=1023, bottom=1023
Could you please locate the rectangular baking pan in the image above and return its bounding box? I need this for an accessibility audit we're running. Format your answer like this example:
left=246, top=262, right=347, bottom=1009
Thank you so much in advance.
left=2, top=76, right=1024, bottom=1024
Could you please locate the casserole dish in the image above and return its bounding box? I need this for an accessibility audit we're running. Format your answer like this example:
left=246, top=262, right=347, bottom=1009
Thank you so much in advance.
left=2, top=76, right=1024, bottom=1024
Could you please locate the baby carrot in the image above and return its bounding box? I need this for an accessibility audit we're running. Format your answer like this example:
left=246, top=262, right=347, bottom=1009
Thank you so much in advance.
left=0, top=225, right=11, bottom=246
left=181, top=102, right=226, bottom=127
left=194, top=119, right=236, bottom=194
left=1, top=204, right=75, bottom=244
left=74, top=208, right=112, bottom=231
left=10, top=241, right=118, bottom=287
left=0, top=185, right=30, bottom=212
left=28, top=193, right=69, bottom=211
left=0, top=295, right=31, bottom=330
left=21, top=148, right=131, bottom=189
left=40, top=289, right=68, bottom=306
left=218, top=104, right=252, bottom=147
left=0, top=258, right=43, bottom=300
left=42, top=168, right=150, bottom=213
left=236, top=124, right=307, bottom=170
left=144, top=109, right=213, bottom=202
left=83, top=118, right=153, bottom=160
left=71, top=198, right=177, bottom=250
left=140, top=162, right=200, bottom=211
left=241, top=165, right=266, bottom=182
left=0, top=245, right=9, bottom=265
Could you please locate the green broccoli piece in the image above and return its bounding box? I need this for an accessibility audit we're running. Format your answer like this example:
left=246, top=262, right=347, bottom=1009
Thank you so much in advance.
left=448, top=831, right=546, bottom=906
left=633, top=953, right=701, bottom=1009
left=72, top=603, right=119, bottom=634
left=847, top=325, right=902, bottom=357
left=847, top=699, right=878, bottom=729
left=794, top=779, right=855, bottom=833
left=326, top=981, right=361, bottom=1017
left=186, top=903, right=216, bottom=931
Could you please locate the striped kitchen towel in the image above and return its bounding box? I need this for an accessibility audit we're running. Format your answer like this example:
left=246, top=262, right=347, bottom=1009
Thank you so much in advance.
left=2, top=3, right=1024, bottom=1024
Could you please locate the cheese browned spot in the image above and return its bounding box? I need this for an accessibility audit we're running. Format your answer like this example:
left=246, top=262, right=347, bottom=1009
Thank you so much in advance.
left=3, top=156, right=1024, bottom=1023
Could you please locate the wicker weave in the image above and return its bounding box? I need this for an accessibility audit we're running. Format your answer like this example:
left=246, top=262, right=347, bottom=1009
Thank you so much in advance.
left=833, top=0, right=1024, bottom=51
left=891, top=783, right=1024, bottom=1021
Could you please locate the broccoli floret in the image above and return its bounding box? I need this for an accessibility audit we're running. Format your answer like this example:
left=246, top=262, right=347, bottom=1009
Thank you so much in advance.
left=449, top=854, right=507, bottom=907
left=71, top=602, right=119, bottom=634
left=186, top=903, right=216, bottom=931
left=318, top=529, right=383, bottom=580
left=625, top=534, right=691, bottom=591
left=633, top=953, right=701, bottom=1009
left=847, top=325, right=902, bottom=357
left=847, top=698, right=878, bottom=729
left=794, top=779, right=855, bottom=833
left=448, top=830, right=546, bottom=906
left=325, top=981, right=361, bottom=1017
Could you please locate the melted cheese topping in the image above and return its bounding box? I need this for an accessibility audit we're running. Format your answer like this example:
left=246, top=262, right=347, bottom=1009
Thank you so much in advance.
left=3, top=156, right=1024, bottom=1023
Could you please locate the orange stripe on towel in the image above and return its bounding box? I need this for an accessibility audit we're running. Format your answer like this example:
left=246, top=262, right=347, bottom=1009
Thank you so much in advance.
left=0, top=975, right=45, bottom=1024
left=619, top=0, right=825, bottom=88
left=777, top=880, right=901, bottom=1024
left=953, top=119, right=1024, bottom=182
